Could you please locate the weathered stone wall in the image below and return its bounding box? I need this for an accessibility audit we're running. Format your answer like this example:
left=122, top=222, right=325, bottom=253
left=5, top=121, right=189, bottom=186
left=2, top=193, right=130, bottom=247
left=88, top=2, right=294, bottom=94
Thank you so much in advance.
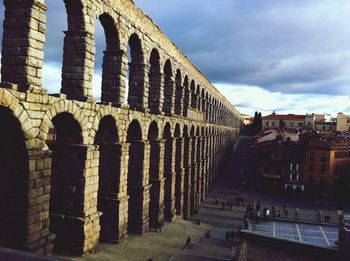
left=0, top=0, right=241, bottom=257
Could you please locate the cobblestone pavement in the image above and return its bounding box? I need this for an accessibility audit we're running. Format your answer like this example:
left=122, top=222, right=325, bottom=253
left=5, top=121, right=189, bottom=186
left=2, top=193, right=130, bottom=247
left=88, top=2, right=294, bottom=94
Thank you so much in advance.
left=56, top=219, right=211, bottom=261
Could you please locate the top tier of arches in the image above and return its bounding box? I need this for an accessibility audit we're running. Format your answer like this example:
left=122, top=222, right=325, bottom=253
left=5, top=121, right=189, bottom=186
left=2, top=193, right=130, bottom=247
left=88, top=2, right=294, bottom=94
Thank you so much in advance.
left=0, top=0, right=241, bottom=127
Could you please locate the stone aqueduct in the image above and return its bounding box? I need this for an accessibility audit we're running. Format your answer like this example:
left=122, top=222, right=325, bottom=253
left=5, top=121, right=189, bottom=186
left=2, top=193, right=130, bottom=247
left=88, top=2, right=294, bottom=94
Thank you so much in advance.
left=0, top=0, right=241, bottom=256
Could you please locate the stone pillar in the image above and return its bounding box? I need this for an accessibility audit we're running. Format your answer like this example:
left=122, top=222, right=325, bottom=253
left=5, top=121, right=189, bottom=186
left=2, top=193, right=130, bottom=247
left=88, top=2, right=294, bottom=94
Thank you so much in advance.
left=61, top=30, right=94, bottom=101
left=196, top=137, right=202, bottom=207
left=98, top=143, right=129, bottom=243
left=149, top=139, right=166, bottom=228
left=201, top=136, right=207, bottom=199
left=190, top=137, right=198, bottom=214
left=148, top=73, right=164, bottom=114
left=100, top=50, right=126, bottom=106
left=128, top=63, right=149, bottom=111
left=127, top=141, right=151, bottom=234
left=175, top=137, right=184, bottom=216
left=26, top=149, right=54, bottom=255
left=49, top=144, right=101, bottom=255
left=183, top=137, right=192, bottom=220
left=164, top=138, right=176, bottom=220
left=163, top=75, right=175, bottom=115
left=1, top=0, right=47, bottom=94
left=175, top=81, right=184, bottom=116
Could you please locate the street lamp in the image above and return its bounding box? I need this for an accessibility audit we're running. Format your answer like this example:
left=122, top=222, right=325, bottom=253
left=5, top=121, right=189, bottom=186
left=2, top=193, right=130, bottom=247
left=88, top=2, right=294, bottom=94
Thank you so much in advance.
left=336, top=206, right=344, bottom=224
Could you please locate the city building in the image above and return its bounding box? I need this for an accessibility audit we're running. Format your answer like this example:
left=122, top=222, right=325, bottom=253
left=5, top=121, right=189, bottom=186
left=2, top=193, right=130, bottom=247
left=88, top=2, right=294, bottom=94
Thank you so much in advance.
left=301, top=131, right=350, bottom=198
left=337, top=113, right=350, bottom=132
left=255, top=138, right=304, bottom=194
left=262, top=113, right=315, bottom=131
left=241, top=114, right=254, bottom=125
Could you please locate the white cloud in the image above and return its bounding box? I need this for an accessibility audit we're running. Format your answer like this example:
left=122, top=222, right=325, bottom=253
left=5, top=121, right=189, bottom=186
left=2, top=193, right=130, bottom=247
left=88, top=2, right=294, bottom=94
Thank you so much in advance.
left=215, top=83, right=350, bottom=117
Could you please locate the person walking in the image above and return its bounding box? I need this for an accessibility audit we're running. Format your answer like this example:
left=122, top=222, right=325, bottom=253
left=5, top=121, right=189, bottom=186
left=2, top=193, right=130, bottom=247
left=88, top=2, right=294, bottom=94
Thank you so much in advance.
left=295, top=208, right=299, bottom=221
left=186, top=236, right=191, bottom=249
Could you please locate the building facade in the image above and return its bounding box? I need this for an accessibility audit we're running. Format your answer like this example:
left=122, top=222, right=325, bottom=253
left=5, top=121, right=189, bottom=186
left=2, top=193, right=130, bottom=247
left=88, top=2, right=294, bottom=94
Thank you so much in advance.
left=262, top=113, right=315, bottom=131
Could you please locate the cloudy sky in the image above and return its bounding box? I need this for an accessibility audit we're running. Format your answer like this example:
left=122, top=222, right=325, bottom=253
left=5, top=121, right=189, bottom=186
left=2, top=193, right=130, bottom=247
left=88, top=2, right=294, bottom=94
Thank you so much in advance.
left=1, top=0, right=350, bottom=116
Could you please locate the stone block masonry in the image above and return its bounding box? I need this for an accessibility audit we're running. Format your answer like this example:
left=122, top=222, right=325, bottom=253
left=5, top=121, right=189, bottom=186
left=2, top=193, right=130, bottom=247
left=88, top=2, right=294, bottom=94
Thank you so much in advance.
left=0, top=0, right=241, bottom=257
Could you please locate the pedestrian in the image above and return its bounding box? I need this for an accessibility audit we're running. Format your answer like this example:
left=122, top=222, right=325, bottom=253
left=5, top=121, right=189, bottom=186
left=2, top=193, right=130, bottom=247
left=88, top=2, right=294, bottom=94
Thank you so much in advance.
left=222, top=201, right=225, bottom=210
left=155, top=220, right=161, bottom=232
left=230, top=200, right=233, bottom=210
left=285, top=209, right=288, bottom=218
left=295, top=208, right=299, bottom=220
left=316, top=210, right=322, bottom=222
left=186, top=236, right=191, bottom=249
left=215, top=196, right=219, bottom=205
left=272, top=206, right=276, bottom=218
left=205, top=230, right=211, bottom=238
left=230, top=230, right=235, bottom=241
left=225, top=230, right=230, bottom=241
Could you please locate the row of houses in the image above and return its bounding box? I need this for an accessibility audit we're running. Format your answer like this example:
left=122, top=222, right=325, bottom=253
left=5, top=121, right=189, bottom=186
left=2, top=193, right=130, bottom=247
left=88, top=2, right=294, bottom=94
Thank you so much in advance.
left=255, top=130, right=350, bottom=198
left=261, top=112, right=350, bottom=132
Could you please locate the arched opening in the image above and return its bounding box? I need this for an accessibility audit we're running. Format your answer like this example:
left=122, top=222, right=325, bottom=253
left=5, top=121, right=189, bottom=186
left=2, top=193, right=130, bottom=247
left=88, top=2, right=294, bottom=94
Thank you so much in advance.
left=196, top=127, right=201, bottom=207
left=62, top=0, right=93, bottom=101
left=148, top=121, right=164, bottom=229
left=201, top=89, right=206, bottom=112
left=163, top=123, right=174, bottom=220
left=94, top=14, right=122, bottom=104
left=127, top=34, right=145, bottom=110
left=163, top=60, right=174, bottom=114
left=201, top=127, right=206, bottom=201
left=183, top=76, right=189, bottom=117
left=94, top=116, right=120, bottom=242
left=148, top=49, right=162, bottom=114
left=126, top=120, right=145, bottom=234
left=190, top=80, right=196, bottom=109
left=174, top=70, right=183, bottom=115
left=44, top=1, right=66, bottom=95
left=48, top=112, right=85, bottom=253
left=174, top=124, right=183, bottom=216
left=0, top=106, right=28, bottom=249
left=190, top=126, right=197, bottom=214
left=182, top=125, right=190, bottom=219
left=197, top=85, right=201, bottom=111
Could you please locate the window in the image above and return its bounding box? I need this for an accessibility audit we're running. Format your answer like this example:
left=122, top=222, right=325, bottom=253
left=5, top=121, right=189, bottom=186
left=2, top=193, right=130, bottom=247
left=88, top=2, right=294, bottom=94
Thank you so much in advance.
left=320, top=176, right=326, bottom=187
left=320, top=164, right=326, bottom=174
left=308, top=175, right=314, bottom=184
left=308, top=122, right=311, bottom=126
left=272, top=122, right=275, bottom=126
left=273, top=153, right=280, bottom=159
left=298, top=122, right=303, bottom=127
left=309, top=151, right=315, bottom=161
left=264, top=167, right=270, bottom=173
left=321, top=152, right=327, bottom=162
left=290, top=122, right=294, bottom=127
left=308, top=163, right=314, bottom=173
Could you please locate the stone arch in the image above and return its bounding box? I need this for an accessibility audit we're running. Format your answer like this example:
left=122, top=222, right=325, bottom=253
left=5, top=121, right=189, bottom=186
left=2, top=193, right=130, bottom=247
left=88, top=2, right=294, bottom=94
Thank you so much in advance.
left=48, top=112, right=86, bottom=253
left=183, top=76, right=190, bottom=117
left=61, top=0, right=95, bottom=101
left=163, top=59, right=175, bottom=115
left=174, top=69, right=183, bottom=115
left=0, top=106, right=28, bottom=249
left=95, top=13, right=123, bottom=104
left=148, top=49, right=163, bottom=114
left=182, top=124, right=190, bottom=218
left=126, top=119, right=146, bottom=234
left=0, top=89, right=34, bottom=145
left=162, top=122, right=175, bottom=220
left=201, top=89, right=206, bottom=112
left=127, top=33, right=147, bottom=111
left=94, top=115, right=121, bottom=241
left=39, top=100, right=87, bottom=145
left=190, top=80, right=196, bottom=109
left=174, top=123, right=183, bottom=216
left=147, top=121, right=164, bottom=229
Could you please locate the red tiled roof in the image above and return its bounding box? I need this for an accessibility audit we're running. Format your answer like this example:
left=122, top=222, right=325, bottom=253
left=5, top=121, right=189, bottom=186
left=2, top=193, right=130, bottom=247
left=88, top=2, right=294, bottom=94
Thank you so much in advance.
left=262, top=114, right=305, bottom=121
